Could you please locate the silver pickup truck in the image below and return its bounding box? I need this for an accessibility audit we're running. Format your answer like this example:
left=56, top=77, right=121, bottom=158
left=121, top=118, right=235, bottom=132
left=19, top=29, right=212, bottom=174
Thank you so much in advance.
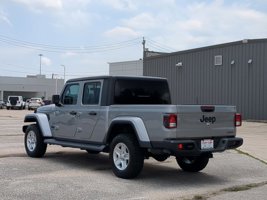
left=23, top=76, right=243, bottom=179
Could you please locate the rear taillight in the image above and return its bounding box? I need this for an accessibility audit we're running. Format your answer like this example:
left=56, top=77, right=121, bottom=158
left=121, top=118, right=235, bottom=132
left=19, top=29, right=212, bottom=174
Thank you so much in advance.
left=235, top=113, right=242, bottom=127
left=163, top=114, right=177, bottom=129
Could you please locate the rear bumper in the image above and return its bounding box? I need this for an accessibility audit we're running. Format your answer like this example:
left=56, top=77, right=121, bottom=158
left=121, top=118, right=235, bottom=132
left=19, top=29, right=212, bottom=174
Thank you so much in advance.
left=151, top=137, right=243, bottom=156
left=7, top=105, right=22, bottom=108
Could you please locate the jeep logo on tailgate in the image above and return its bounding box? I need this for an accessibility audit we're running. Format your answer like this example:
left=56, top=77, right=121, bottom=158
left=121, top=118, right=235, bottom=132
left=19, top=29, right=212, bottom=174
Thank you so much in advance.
left=200, top=115, right=216, bottom=124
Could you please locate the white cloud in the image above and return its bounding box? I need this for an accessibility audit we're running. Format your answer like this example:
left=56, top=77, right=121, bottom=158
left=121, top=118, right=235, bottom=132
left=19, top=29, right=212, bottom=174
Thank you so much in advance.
left=105, top=26, right=140, bottom=39
left=122, top=13, right=157, bottom=30
left=100, top=0, right=136, bottom=11
left=0, top=10, right=12, bottom=26
left=41, top=56, right=52, bottom=66
left=61, top=51, right=78, bottom=57
left=12, top=0, right=63, bottom=12
left=135, top=0, right=267, bottom=51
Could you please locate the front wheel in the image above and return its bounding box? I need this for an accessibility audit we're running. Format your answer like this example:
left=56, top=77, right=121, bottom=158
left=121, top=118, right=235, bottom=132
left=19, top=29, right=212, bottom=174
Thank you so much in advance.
left=176, top=156, right=209, bottom=172
left=110, top=134, right=144, bottom=179
left=25, top=124, right=47, bottom=158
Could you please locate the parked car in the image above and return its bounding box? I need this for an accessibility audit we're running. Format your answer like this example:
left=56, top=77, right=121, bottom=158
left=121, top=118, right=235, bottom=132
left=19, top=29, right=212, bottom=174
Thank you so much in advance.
left=6, top=96, right=25, bottom=110
left=0, top=100, right=6, bottom=109
left=25, top=99, right=31, bottom=109
left=28, top=98, right=44, bottom=110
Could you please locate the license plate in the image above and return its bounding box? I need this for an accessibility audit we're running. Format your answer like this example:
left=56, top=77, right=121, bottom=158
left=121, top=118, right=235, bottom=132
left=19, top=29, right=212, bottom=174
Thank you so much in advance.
left=201, top=139, right=214, bottom=150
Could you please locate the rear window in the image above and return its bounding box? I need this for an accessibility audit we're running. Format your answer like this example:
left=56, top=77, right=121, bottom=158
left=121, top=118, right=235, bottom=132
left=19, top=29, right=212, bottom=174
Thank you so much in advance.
left=31, top=98, right=41, bottom=102
left=114, top=79, right=171, bottom=104
left=9, top=97, right=19, bottom=101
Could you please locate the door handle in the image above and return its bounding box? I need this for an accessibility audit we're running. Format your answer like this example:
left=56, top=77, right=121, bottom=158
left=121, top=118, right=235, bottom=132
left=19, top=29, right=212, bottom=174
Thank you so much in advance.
left=89, top=111, right=97, bottom=116
left=69, top=111, right=77, bottom=115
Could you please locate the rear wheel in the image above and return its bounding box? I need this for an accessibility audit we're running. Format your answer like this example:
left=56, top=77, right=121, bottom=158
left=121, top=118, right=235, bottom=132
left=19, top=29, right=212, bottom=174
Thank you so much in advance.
left=176, top=156, right=209, bottom=172
left=110, top=134, right=144, bottom=179
left=25, top=124, right=47, bottom=158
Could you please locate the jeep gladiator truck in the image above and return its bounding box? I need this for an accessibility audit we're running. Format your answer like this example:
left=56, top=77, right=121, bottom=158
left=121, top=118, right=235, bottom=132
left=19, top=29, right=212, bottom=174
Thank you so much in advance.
left=23, top=76, right=243, bottom=179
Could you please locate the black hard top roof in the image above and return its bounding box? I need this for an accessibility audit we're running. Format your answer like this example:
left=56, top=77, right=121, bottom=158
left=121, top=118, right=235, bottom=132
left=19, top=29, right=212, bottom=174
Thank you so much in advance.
left=66, top=75, right=167, bottom=83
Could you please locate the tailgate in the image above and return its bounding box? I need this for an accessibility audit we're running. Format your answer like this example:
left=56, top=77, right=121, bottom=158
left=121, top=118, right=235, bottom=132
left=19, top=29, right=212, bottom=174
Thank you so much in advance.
left=176, top=105, right=236, bottom=138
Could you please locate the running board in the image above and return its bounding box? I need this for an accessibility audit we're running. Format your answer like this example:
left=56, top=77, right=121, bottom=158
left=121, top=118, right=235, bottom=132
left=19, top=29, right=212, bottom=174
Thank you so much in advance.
left=44, top=138, right=105, bottom=152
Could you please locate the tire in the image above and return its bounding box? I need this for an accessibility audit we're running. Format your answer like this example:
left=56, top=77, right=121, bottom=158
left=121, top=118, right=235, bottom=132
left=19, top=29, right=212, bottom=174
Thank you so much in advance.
left=110, top=134, right=144, bottom=179
left=86, top=149, right=100, bottom=154
left=7, top=107, right=10, bottom=110
left=24, top=124, right=47, bottom=158
left=176, top=156, right=209, bottom=172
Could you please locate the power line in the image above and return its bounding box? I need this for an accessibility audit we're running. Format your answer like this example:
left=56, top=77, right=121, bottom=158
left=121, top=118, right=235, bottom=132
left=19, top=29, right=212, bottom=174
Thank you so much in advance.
left=0, top=34, right=142, bottom=49
left=0, top=34, right=178, bottom=54
left=0, top=35, right=142, bottom=53
left=146, top=37, right=177, bottom=52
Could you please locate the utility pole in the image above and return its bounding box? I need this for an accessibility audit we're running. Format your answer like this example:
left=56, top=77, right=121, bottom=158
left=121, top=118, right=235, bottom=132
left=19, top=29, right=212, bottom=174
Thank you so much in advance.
left=142, top=37, right=146, bottom=59
left=61, top=65, right=66, bottom=83
left=39, top=54, right=43, bottom=75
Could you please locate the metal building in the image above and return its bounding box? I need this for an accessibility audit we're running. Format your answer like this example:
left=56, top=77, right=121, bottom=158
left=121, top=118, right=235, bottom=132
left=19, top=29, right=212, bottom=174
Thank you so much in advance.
left=144, top=39, right=267, bottom=120
left=0, top=75, right=64, bottom=101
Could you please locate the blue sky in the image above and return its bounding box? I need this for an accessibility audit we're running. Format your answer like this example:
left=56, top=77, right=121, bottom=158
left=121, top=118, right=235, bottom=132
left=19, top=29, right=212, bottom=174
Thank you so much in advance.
left=0, top=0, right=267, bottom=80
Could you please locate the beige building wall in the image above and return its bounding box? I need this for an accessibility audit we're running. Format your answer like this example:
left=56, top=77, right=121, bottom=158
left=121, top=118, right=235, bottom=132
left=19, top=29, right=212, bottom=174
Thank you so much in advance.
left=109, top=60, right=143, bottom=76
left=0, top=75, right=64, bottom=101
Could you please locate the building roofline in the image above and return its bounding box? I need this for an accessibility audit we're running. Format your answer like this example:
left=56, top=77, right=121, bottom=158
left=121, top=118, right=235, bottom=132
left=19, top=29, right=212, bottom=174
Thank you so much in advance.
left=144, top=38, right=267, bottom=60
left=108, top=59, right=143, bottom=65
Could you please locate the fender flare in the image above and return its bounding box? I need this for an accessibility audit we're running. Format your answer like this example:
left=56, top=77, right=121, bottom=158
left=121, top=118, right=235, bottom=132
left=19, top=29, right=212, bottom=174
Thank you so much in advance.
left=108, top=117, right=151, bottom=148
left=23, top=113, right=52, bottom=137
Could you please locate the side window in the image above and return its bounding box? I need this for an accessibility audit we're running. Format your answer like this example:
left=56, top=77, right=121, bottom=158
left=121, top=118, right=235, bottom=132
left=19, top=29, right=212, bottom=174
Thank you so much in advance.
left=114, top=79, right=171, bottom=104
left=82, top=82, right=101, bottom=105
left=62, top=84, right=79, bottom=105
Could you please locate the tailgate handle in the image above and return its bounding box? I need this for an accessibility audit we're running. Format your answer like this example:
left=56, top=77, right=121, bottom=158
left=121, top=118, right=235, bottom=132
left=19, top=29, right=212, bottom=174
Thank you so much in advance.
left=201, top=106, right=215, bottom=112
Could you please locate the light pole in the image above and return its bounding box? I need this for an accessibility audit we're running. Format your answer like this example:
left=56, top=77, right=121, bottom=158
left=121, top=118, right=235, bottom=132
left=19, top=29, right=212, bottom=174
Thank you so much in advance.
left=61, top=65, right=66, bottom=83
left=39, top=54, right=43, bottom=75
left=53, top=73, right=59, bottom=94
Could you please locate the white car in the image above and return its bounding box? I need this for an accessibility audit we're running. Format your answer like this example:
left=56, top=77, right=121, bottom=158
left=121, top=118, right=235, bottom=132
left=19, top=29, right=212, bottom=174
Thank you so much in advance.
left=25, top=99, right=31, bottom=109
left=28, top=98, right=44, bottom=110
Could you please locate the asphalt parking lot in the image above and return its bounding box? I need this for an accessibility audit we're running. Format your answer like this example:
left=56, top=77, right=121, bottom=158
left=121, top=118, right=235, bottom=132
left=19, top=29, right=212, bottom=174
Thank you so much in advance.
left=0, top=110, right=266, bottom=200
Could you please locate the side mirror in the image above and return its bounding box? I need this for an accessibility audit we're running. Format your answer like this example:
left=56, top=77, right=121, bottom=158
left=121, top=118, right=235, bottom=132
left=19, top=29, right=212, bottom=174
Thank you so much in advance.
left=52, top=95, right=61, bottom=106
